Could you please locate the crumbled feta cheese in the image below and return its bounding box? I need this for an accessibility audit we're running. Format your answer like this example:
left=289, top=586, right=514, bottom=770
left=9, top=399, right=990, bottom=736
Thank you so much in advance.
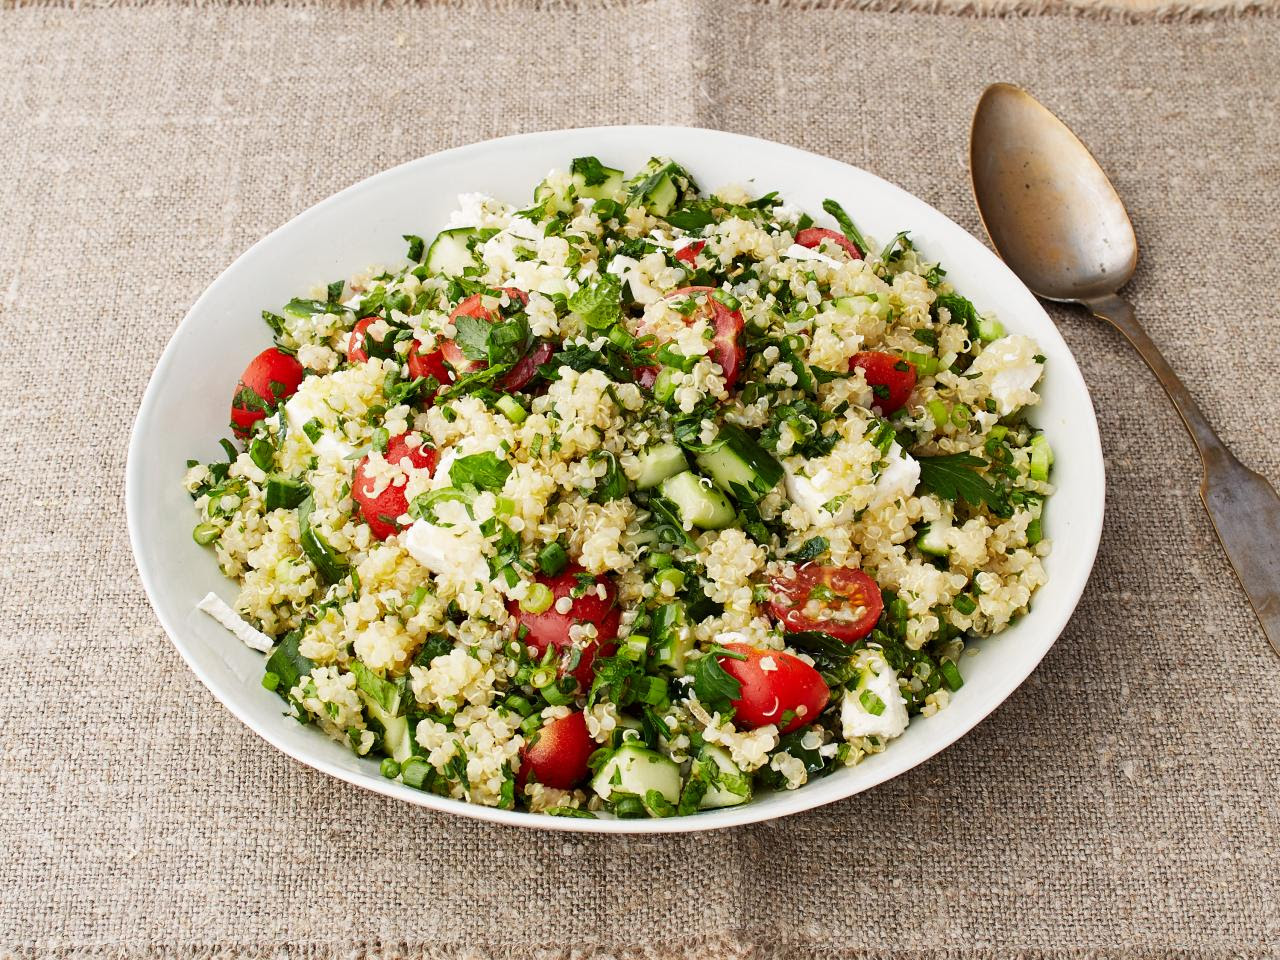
left=841, top=655, right=909, bottom=740
left=403, top=512, right=490, bottom=589
left=870, top=443, right=920, bottom=509
left=966, top=334, right=1044, bottom=416
left=196, top=592, right=273, bottom=652
left=783, top=243, right=843, bottom=268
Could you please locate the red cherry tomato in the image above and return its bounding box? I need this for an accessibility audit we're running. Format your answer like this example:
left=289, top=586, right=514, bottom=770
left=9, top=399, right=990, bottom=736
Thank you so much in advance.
left=673, top=240, right=706, bottom=265
left=796, top=226, right=861, bottom=260
left=345, top=316, right=379, bottom=363
left=634, top=364, right=660, bottom=390
left=519, top=711, right=594, bottom=789
left=351, top=433, right=437, bottom=540
left=230, top=347, right=304, bottom=437
left=767, top=566, right=884, bottom=644
left=497, top=340, right=555, bottom=391
left=718, top=643, right=830, bottom=733
left=508, top=565, right=620, bottom=691
left=440, top=288, right=543, bottom=389
left=851, top=351, right=917, bottom=414
left=406, top=343, right=453, bottom=405
left=664, top=285, right=746, bottom=391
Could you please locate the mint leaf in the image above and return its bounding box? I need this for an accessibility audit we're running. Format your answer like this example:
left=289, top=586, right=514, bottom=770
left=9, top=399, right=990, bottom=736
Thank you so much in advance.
left=404, top=234, right=425, bottom=263
left=449, top=452, right=511, bottom=492
left=567, top=273, right=622, bottom=330
left=933, top=292, right=979, bottom=338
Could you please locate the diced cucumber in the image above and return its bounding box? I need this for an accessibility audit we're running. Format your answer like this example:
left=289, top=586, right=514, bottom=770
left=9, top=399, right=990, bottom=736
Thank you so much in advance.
left=363, top=699, right=413, bottom=764
left=627, top=161, right=686, bottom=217
left=591, top=742, right=682, bottom=804
left=635, top=442, right=688, bottom=490
left=297, top=496, right=349, bottom=584
left=264, top=474, right=309, bottom=511
left=570, top=159, right=624, bottom=201
left=975, top=315, right=1006, bottom=343
left=533, top=180, right=574, bottom=216
left=1028, top=433, right=1053, bottom=481
left=916, top=521, right=951, bottom=557
left=659, top=471, right=735, bottom=529
left=425, top=227, right=478, bottom=277
left=652, top=602, right=694, bottom=671
left=694, top=745, right=753, bottom=809
left=694, top=423, right=783, bottom=501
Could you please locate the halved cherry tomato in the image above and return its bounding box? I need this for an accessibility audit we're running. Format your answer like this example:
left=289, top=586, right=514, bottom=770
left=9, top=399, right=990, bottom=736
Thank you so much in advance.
left=345, top=316, right=380, bottom=363
left=508, top=564, right=620, bottom=691
left=519, top=711, right=594, bottom=789
left=673, top=240, right=705, bottom=265
left=634, top=364, right=660, bottom=390
left=440, top=288, right=545, bottom=390
left=406, top=343, right=453, bottom=405
left=767, top=566, right=884, bottom=644
left=498, top=340, right=555, bottom=392
left=664, top=285, right=745, bottom=391
left=230, top=347, right=304, bottom=437
left=351, top=432, right=437, bottom=540
left=796, top=226, right=861, bottom=260
left=851, top=351, right=917, bottom=414
left=718, top=643, right=830, bottom=733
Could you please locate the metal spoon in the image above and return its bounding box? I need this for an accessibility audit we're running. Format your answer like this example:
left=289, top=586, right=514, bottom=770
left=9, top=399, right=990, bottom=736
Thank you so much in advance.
left=969, top=81, right=1280, bottom=659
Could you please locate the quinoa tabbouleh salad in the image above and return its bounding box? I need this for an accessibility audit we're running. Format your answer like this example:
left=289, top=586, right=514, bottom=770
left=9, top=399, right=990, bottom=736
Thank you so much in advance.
left=185, top=156, right=1054, bottom=819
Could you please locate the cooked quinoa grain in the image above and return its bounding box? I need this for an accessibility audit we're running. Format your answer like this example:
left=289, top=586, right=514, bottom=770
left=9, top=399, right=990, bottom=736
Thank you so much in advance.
left=189, top=156, right=1053, bottom=818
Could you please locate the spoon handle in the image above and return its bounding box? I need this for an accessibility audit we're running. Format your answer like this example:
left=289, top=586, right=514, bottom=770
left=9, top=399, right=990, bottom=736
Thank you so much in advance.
left=1084, top=292, right=1280, bottom=659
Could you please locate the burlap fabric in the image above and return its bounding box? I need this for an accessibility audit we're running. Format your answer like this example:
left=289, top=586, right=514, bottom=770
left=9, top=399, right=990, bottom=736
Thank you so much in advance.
left=1, top=2, right=1277, bottom=956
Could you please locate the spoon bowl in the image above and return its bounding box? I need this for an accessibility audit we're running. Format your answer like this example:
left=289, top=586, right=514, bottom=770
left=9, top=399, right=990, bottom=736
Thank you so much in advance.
left=970, top=83, right=1138, bottom=302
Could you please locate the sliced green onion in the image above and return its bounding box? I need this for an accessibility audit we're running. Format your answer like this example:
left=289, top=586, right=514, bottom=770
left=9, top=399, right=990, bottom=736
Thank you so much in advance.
left=655, top=568, right=686, bottom=594
left=621, top=635, right=649, bottom=661
left=636, top=675, right=669, bottom=706
left=493, top=495, right=516, bottom=517
left=496, top=394, right=528, bottom=423
left=976, top=316, right=1005, bottom=343
left=521, top=714, right=544, bottom=737
left=380, top=758, right=401, bottom=779
left=953, top=593, right=977, bottom=615
left=540, top=678, right=578, bottom=706
left=1029, top=433, right=1054, bottom=482
left=1026, top=516, right=1043, bottom=546
left=649, top=553, right=674, bottom=570
left=400, top=756, right=431, bottom=789
left=504, top=694, right=536, bottom=717
left=950, top=403, right=972, bottom=427
left=926, top=399, right=950, bottom=429
left=711, top=289, right=741, bottom=311
left=653, top=367, right=678, bottom=405
left=903, top=351, right=940, bottom=377
left=261, top=671, right=280, bottom=692
left=536, top=542, right=569, bottom=576
left=192, top=522, right=221, bottom=545
left=613, top=796, right=647, bottom=819
left=859, top=690, right=886, bottom=716
left=940, top=659, right=965, bottom=692
left=988, top=424, right=1009, bottom=442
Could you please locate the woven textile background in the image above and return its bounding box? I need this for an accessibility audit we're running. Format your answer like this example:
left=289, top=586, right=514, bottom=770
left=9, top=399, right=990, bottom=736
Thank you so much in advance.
left=1, top=3, right=1277, bottom=957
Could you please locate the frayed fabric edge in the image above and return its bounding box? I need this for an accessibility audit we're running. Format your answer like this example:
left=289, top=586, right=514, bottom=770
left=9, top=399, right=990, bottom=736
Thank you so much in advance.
left=0, top=0, right=1276, bottom=22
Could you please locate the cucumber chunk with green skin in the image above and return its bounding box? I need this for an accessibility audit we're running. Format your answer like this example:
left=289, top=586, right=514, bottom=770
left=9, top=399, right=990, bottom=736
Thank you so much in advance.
left=695, top=423, right=783, bottom=501
left=627, top=161, right=689, bottom=217
left=1029, top=433, right=1053, bottom=481
left=570, top=160, right=624, bottom=201
left=297, top=496, right=349, bottom=583
left=591, top=742, right=682, bottom=805
left=652, top=601, right=693, bottom=671
left=659, top=471, right=735, bottom=529
left=264, top=475, right=309, bottom=511
left=634, top=442, right=689, bottom=490
left=694, top=744, right=752, bottom=809
left=425, top=227, right=478, bottom=277
left=916, top=521, right=951, bottom=557
left=363, top=699, right=413, bottom=764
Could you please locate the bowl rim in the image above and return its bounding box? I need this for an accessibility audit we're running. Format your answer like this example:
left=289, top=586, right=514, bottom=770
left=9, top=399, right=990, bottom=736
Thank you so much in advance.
left=126, top=124, right=1105, bottom=833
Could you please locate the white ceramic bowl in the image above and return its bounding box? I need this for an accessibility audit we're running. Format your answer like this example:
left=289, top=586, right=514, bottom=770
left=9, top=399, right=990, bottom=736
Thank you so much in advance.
left=127, top=126, right=1105, bottom=833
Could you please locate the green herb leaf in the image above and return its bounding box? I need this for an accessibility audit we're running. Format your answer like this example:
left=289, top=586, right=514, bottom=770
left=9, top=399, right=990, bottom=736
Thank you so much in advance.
left=589, top=451, right=628, bottom=503
left=916, top=453, right=1007, bottom=513
left=404, top=234, right=425, bottom=263
left=567, top=273, right=622, bottom=330
left=691, top=645, right=746, bottom=712
left=452, top=315, right=493, bottom=361
left=820, top=199, right=868, bottom=257
left=793, top=536, right=828, bottom=562
left=449, top=451, right=512, bottom=492
left=326, top=280, right=345, bottom=304
left=570, top=156, right=609, bottom=187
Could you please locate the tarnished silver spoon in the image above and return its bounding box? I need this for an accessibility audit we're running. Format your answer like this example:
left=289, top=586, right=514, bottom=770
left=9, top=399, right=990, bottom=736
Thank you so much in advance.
left=969, top=82, right=1280, bottom=659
